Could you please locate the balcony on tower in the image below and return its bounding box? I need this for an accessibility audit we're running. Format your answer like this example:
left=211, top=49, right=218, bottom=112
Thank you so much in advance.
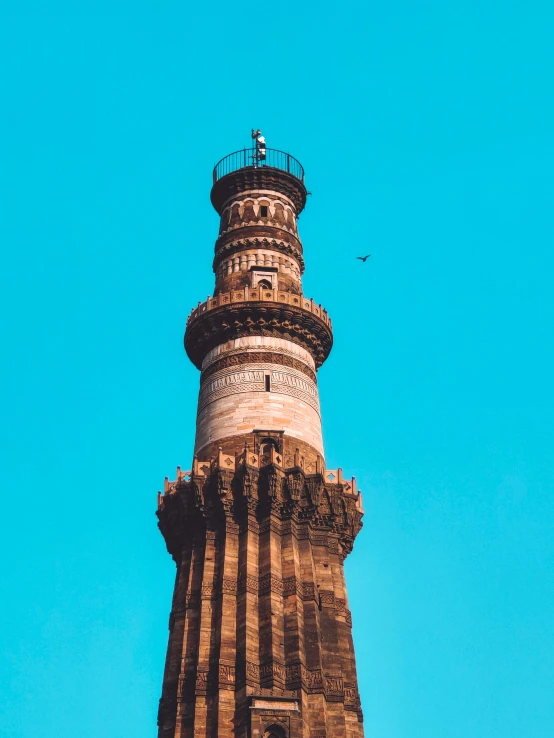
left=213, top=147, right=305, bottom=184
left=211, top=146, right=308, bottom=215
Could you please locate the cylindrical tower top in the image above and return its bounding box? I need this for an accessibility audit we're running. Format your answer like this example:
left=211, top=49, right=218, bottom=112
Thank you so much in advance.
left=211, top=147, right=308, bottom=215
left=185, top=133, right=329, bottom=462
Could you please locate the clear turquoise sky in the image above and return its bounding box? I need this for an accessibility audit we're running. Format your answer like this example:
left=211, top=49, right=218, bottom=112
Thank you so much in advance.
left=1, top=2, right=553, bottom=737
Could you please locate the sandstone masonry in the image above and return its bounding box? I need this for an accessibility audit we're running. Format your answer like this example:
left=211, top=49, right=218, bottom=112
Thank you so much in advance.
left=157, top=141, right=364, bottom=738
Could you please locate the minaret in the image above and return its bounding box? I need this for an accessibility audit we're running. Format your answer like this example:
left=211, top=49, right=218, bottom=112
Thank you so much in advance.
left=157, top=135, right=364, bottom=738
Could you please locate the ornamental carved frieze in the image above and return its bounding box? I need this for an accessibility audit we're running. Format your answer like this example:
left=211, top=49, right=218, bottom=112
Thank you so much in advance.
left=212, top=236, right=305, bottom=274
left=259, top=659, right=286, bottom=686
left=217, top=468, right=234, bottom=498
left=184, top=301, right=333, bottom=370
left=201, top=351, right=317, bottom=384
left=324, top=674, right=345, bottom=702
left=284, top=662, right=302, bottom=688
left=306, top=474, right=325, bottom=506
left=195, top=669, right=212, bottom=695
left=318, top=589, right=336, bottom=609
left=218, top=193, right=299, bottom=239
left=286, top=469, right=305, bottom=500
left=238, top=465, right=260, bottom=501
left=215, top=226, right=303, bottom=259
left=218, top=662, right=235, bottom=688
left=282, top=576, right=298, bottom=597
left=344, top=683, right=359, bottom=711
left=210, top=166, right=307, bottom=215
left=282, top=662, right=329, bottom=694
left=237, top=573, right=258, bottom=595
left=302, top=581, right=316, bottom=600
left=244, top=660, right=260, bottom=684
left=259, top=573, right=284, bottom=596
left=311, top=532, right=328, bottom=547
left=157, top=457, right=363, bottom=560
left=264, top=466, right=284, bottom=501
left=221, top=577, right=237, bottom=595
left=302, top=666, right=324, bottom=692
left=335, top=597, right=346, bottom=616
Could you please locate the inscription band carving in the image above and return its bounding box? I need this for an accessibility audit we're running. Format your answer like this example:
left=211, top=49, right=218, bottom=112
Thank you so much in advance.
left=201, top=351, right=317, bottom=384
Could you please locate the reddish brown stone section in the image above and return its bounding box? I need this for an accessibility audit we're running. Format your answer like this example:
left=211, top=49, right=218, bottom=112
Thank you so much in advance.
left=157, top=449, right=364, bottom=738
left=215, top=270, right=301, bottom=296
left=194, top=433, right=329, bottom=475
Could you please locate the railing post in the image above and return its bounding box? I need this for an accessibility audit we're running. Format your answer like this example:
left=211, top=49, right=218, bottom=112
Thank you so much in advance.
left=287, top=153, right=290, bottom=173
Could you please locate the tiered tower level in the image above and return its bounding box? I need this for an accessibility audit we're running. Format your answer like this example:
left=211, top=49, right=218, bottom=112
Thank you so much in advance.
left=157, top=144, right=364, bottom=738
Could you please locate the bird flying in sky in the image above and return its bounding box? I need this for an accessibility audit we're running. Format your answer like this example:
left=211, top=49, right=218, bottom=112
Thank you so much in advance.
left=356, top=254, right=371, bottom=262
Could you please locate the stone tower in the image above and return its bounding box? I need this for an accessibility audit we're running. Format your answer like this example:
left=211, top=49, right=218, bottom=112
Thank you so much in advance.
left=157, top=137, right=364, bottom=738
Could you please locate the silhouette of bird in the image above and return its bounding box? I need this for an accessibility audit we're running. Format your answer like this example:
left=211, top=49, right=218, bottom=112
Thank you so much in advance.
left=356, top=254, right=371, bottom=262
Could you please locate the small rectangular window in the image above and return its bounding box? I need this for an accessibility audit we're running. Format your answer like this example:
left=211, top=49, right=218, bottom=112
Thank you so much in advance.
left=265, top=375, right=271, bottom=392
left=260, top=205, right=268, bottom=217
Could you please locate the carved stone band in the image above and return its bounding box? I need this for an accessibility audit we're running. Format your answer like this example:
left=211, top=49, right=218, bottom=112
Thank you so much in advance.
left=197, top=365, right=321, bottom=416
left=213, top=236, right=305, bottom=274
left=201, top=351, right=317, bottom=384
left=210, top=166, right=308, bottom=215
left=185, top=301, right=333, bottom=369
left=201, top=336, right=316, bottom=372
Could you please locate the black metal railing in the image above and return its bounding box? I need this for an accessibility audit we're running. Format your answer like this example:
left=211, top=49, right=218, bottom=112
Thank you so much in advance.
left=213, top=148, right=304, bottom=184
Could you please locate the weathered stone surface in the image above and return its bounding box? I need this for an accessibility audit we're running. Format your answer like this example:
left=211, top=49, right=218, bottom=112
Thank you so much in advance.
left=195, top=350, right=324, bottom=458
left=157, top=451, right=364, bottom=737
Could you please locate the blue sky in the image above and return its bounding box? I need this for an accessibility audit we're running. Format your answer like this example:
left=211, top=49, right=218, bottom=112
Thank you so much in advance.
left=1, top=2, right=553, bottom=737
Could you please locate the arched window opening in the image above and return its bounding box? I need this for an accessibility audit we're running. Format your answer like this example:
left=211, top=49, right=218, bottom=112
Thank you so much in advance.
left=257, top=279, right=272, bottom=290
left=261, top=438, right=278, bottom=453
left=260, top=438, right=278, bottom=465
left=263, top=724, right=287, bottom=738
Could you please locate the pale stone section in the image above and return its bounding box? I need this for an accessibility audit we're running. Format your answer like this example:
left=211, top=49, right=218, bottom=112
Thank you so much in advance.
left=195, top=387, right=324, bottom=457
left=195, top=339, right=324, bottom=456
left=202, top=336, right=316, bottom=372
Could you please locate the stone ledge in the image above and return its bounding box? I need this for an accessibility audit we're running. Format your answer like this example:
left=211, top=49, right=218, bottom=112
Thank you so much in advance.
left=184, top=292, right=333, bottom=370
left=187, top=289, right=330, bottom=328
